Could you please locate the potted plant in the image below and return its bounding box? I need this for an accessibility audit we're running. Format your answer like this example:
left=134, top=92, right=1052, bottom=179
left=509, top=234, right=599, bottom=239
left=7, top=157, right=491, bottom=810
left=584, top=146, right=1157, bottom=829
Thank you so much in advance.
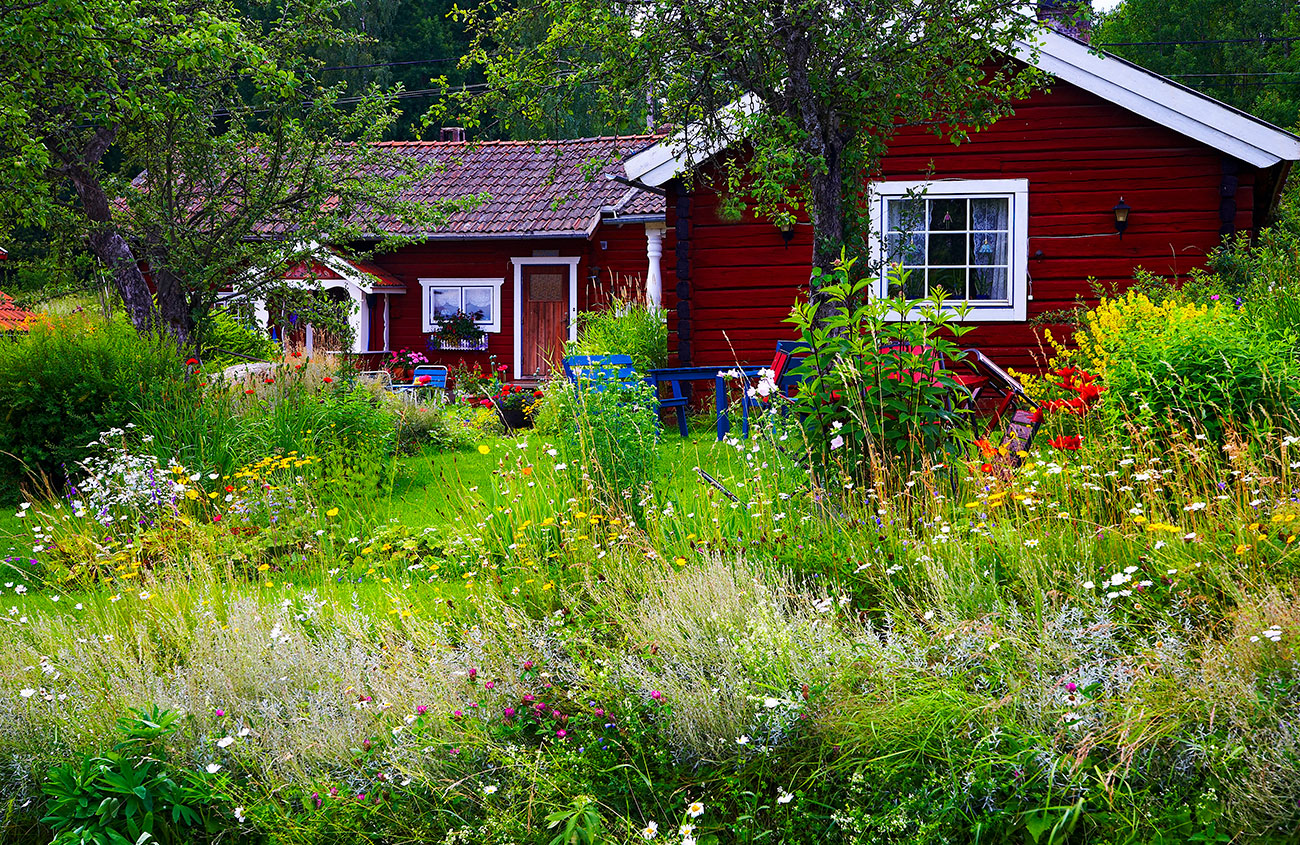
left=484, top=383, right=544, bottom=430
left=431, top=310, right=487, bottom=351
left=386, top=348, right=428, bottom=382
left=472, top=361, right=543, bottom=430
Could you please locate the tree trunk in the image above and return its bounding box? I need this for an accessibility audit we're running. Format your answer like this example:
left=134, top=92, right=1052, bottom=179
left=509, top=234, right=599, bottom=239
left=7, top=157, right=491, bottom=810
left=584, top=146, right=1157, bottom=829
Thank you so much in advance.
left=84, top=225, right=156, bottom=334
left=807, top=142, right=846, bottom=325
left=61, top=129, right=158, bottom=335
left=151, top=264, right=196, bottom=347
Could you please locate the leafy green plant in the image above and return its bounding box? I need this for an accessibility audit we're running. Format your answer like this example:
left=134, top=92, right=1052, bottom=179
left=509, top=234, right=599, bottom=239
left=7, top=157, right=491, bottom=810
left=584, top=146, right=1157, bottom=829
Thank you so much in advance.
left=0, top=314, right=181, bottom=500
left=552, top=375, right=659, bottom=515
left=546, top=795, right=606, bottom=845
left=567, top=299, right=668, bottom=373
left=41, top=707, right=228, bottom=845
left=198, top=310, right=277, bottom=366
left=783, top=259, right=975, bottom=477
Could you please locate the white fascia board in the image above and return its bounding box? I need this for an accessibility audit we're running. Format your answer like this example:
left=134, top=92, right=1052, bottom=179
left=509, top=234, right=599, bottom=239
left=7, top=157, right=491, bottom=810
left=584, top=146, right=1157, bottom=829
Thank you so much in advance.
left=624, top=93, right=763, bottom=187
left=1016, top=30, right=1300, bottom=168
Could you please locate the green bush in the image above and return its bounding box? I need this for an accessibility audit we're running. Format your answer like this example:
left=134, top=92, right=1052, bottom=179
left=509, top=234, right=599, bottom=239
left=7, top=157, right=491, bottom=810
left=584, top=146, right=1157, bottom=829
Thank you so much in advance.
left=567, top=299, right=668, bottom=373
left=1072, top=291, right=1299, bottom=438
left=551, top=375, right=659, bottom=515
left=199, top=309, right=277, bottom=366
left=0, top=315, right=180, bottom=500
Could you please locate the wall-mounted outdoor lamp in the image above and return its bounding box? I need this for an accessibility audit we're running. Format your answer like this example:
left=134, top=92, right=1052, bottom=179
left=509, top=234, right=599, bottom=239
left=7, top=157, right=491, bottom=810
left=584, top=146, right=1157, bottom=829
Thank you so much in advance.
left=1113, top=198, right=1131, bottom=237
left=777, top=219, right=795, bottom=248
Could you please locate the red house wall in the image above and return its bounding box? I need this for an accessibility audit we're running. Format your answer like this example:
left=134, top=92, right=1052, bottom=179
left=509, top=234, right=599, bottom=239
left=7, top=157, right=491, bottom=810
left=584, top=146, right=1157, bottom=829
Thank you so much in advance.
left=666, top=81, right=1260, bottom=372
left=363, top=222, right=652, bottom=376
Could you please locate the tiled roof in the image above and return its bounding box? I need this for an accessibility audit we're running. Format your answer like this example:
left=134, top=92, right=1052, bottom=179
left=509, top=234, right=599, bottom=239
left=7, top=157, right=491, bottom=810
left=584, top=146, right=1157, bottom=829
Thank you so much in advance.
left=0, top=291, right=34, bottom=332
left=278, top=251, right=405, bottom=289
left=367, top=135, right=666, bottom=237
left=127, top=135, right=666, bottom=240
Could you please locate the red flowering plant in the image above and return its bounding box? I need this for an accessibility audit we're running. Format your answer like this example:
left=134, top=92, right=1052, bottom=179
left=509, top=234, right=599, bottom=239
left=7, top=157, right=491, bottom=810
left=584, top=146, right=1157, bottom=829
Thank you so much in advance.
left=1036, top=365, right=1104, bottom=453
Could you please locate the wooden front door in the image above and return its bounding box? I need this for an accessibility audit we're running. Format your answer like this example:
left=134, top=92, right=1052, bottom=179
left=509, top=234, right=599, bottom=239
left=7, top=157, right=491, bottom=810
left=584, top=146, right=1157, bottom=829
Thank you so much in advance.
left=521, top=267, right=568, bottom=378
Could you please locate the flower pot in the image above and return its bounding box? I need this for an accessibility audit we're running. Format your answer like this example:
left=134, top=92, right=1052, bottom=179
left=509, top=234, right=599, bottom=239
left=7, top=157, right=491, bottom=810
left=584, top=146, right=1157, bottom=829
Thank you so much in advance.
left=497, top=404, right=532, bottom=431
left=391, top=367, right=413, bottom=383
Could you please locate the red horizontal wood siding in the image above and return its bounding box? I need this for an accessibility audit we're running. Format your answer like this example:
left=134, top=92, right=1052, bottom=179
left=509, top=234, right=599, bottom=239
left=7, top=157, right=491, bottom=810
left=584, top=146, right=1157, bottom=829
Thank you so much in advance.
left=357, top=221, right=653, bottom=376
left=668, top=80, right=1261, bottom=373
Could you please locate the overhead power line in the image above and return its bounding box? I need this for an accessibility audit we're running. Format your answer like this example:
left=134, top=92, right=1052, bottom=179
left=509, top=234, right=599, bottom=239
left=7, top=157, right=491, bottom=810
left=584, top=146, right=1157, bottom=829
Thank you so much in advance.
left=318, top=57, right=462, bottom=73
left=1100, top=36, right=1300, bottom=47
left=1166, top=71, right=1300, bottom=78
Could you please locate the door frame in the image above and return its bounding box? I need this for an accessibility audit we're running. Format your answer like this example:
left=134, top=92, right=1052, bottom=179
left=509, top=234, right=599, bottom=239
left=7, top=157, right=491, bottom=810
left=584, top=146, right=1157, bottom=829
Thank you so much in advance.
left=512, top=256, right=580, bottom=380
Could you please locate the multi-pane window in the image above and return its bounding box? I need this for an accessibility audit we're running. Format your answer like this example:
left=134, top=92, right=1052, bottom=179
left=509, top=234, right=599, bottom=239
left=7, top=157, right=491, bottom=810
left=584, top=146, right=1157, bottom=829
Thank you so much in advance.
left=873, top=179, right=1029, bottom=322
left=419, top=278, right=504, bottom=333
left=430, top=286, right=494, bottom=325
left=885, top=196, right=1010, bottom=303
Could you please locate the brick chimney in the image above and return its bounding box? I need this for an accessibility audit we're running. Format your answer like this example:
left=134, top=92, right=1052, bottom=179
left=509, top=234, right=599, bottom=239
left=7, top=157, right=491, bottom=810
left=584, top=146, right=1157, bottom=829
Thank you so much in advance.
left=439, top=127, right=466, bottom=142
left=1038, top=0, right=1092, bottom=43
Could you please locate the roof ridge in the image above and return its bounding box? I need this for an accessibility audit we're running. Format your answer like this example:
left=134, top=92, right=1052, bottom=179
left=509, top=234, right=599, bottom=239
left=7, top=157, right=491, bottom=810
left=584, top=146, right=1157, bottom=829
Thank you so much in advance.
left=375, top=133, right=663, bottom=148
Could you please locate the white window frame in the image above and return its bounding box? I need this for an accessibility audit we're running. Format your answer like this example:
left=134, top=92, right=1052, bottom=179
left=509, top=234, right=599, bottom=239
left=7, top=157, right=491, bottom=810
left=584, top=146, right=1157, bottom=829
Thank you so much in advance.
left=418, top=277, right=505, bottom=334
left=869, top=178, right=1029, bottom=322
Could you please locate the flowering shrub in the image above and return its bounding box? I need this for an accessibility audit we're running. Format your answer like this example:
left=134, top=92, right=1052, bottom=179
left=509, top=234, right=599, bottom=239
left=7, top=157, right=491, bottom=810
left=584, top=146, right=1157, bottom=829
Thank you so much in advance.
left=385, top=348, right=429, bottom=371
left=1066, top=290, right=1299, bottom=437
left=783, top=260, right=974, bottom=477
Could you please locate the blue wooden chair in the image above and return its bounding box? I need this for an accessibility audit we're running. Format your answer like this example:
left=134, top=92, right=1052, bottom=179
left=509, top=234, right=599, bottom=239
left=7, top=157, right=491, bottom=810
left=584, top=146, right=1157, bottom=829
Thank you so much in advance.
left=392, top=364, right=449, bottom=404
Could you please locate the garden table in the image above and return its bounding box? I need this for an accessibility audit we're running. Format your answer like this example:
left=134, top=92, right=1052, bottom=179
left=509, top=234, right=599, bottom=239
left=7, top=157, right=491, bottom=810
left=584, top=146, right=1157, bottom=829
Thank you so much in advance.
left=647, top=365, right=771, bottom=439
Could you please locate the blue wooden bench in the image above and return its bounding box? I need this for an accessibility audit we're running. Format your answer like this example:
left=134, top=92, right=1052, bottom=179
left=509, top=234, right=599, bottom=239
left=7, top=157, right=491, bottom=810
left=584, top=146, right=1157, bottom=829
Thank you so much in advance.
left=562, top=355, right=640, bottom=390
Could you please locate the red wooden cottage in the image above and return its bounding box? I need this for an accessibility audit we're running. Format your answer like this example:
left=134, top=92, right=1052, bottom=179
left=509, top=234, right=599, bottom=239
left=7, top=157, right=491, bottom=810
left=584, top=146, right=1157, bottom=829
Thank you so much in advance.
left=258, top=134, right=666, bottom=380
left=621, top=28, right=1300, bottom=372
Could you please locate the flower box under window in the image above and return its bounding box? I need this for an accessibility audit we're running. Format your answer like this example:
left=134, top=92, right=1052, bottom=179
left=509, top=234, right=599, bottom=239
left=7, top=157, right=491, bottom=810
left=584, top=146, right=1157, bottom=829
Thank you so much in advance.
left=430, top=335, right=489, bottom=352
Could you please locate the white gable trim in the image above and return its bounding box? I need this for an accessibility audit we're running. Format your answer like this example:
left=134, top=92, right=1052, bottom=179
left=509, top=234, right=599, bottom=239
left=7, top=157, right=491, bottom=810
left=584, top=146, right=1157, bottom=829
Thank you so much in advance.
left=1016, top=30, right=1300, bottom=169
left=625, top=28, right=1300, bottom=186
left=624, top=93, right=762, bottom=185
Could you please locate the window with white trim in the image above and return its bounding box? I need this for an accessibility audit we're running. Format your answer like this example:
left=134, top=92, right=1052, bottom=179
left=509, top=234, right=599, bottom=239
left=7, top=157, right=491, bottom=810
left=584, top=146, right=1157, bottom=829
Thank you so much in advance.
left=418, top=278, right=504, bottom=333
left=871, top=179, right=1029, bottom=321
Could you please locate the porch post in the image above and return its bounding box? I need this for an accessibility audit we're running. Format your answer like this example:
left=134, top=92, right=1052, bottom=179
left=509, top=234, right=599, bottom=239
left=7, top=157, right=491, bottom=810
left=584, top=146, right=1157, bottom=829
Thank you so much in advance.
left=351, top=288, right=367, bottom=354
left=383, top=294, right=391, bottom=352
left=644, top=223, right=665, bottom=308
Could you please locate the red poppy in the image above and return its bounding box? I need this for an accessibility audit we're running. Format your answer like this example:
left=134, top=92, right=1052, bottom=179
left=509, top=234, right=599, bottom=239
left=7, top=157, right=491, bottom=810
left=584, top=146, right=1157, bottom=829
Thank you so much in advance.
left=199, top=382, right=208, bottom=387
left=186, top=358, right=199, bottom=366
left=981, top=462, right=994, bottom=473
left=1048, top=434, right=1082, bottom=450
left=323, top=376, right=333, bottom=383
left=225, top=485, right=234, bottom=492
left=533, top=390, right=544, bottom=398
left=245, top=389, right=256, bottom=395
left=212, top=514, right=222, bottom=522
left=291, top=351, right=302, bottom=358
left=264, top=377, right=275, bottom=384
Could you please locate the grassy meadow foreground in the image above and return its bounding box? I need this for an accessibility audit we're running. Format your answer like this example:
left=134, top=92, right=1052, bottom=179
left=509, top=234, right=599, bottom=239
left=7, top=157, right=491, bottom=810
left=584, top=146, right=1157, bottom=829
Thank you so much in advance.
left=3, top=237, right=1300, bottom=843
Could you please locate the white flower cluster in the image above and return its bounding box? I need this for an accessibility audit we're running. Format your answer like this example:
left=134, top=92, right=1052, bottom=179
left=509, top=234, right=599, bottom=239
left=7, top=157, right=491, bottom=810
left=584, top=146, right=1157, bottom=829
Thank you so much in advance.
left=70, top=427, right=171, bottom=521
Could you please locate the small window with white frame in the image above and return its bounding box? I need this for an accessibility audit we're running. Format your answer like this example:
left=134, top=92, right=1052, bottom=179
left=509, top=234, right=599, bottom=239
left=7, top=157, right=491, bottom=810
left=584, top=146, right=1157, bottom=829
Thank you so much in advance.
left=871, top=179, right=1029, bottom=321
left=419, top=278, right=505, bottom=333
